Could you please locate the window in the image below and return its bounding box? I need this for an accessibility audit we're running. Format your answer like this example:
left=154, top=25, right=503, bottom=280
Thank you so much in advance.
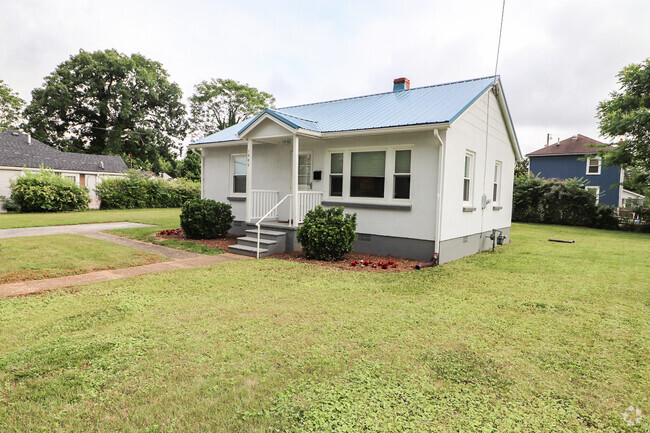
left=329, top=153, right=343, bottom=197
left=298, top=154, right=312, bottom=190
left=394, top=150, right=411, bottom=199
left=463, top=152, right=474, bottom=203
left=350, top=151, right=385, bottom=198
left=56, top=172, right=79, bottom=185
left=586, top=185, right=600, bottom=205
left=493, top=161, right=502, bottom=204
left=232, top=154, right=246, bottom=194
left=586, top=157, right=601, bottom=175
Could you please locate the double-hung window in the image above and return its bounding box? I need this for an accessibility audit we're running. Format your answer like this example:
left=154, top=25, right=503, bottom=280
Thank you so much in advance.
left=232, top=154, right=247, bottom=194
left=586, top=157, right=601, bottom=175
left=586, top=185, right=600, bottom=205
left=329, top=153, right=343, bottom=197
left=463, top=152, right=475, bottom=203
left=394, top=150, right=411, bottom=199
left=350, top=151, right=386, bottom=198
left=493, top=161, right=502, bottom=204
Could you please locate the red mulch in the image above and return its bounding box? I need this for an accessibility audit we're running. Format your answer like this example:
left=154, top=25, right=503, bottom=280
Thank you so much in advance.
left=269, top=251, right=422, bottom=272
left=154, top=232, right=241, bottom=251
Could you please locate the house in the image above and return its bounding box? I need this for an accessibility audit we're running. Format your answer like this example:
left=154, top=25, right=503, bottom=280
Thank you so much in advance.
left=0, top=130, right=128, bottom=210
left=526, top=134, right=644, bottom=207
left=189, top=76, right=522, bottom=263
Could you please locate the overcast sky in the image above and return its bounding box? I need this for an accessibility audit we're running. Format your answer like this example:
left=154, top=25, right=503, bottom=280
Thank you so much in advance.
left=1, top=0, right=648, bottom=155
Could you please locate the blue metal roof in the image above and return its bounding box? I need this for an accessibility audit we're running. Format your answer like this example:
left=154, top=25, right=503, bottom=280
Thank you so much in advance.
left=191, top=76, right=498, bottom=145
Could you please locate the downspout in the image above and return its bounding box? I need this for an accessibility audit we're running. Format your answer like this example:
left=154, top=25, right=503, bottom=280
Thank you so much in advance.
left=434, top=129, right=446, bottom=258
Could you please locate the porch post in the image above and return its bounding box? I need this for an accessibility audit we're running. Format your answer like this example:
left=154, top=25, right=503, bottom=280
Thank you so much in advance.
left=292, top=135, right=299, bottom=227
left=246, top=138, right=253, bottom=222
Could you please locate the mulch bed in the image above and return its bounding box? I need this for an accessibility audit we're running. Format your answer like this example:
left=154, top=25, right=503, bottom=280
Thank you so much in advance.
left=154, top=232, right=240, bottom=251
left=269, top=251, right=423, bottom=272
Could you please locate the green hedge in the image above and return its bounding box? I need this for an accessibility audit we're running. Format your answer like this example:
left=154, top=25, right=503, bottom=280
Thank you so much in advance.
left=297, top=206, right=357, bottom=261
left=9, top=169, right=90, bottom=212
left=96, top=171, right=200, bottom=209
left=180, top=199, right=234, bottom=239
left=513, top=175, right=618, bottom=229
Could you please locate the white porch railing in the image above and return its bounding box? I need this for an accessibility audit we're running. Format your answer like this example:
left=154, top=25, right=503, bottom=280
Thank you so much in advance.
left=250, top=190, right=279, bottom=220
left=297, top=191, right=322, bottom=223
left=256, top=194, right=292, bottom=259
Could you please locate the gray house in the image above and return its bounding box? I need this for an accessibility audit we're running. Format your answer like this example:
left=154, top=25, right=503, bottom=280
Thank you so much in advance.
left=0, top=130, right=128, bottom=210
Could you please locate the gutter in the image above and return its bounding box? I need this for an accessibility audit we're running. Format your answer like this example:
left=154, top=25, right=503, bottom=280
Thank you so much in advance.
left=433, top=128, right=446, bottom=256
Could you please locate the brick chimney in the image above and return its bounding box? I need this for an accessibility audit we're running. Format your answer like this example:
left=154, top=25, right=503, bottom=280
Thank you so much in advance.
left=393, top=77, right=410, bottom=91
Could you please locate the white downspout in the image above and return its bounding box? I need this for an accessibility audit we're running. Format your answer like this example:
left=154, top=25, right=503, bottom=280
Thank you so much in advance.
left=292, top=135, right=300, bottom=227
left=434, top=129, right=446, bottom=257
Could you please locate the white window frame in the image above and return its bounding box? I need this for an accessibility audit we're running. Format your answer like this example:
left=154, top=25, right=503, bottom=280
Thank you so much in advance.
left=493, top=161, right=502, bottom=205
left=586, top=185, right=600, bottom=205
left=463, top=151, right=475, bottom=205
left=328, top=152, right=344, bottom=198
left=230, top=153, right=247, bottom=195
left=325, top=145, right=413, bottom=204
left=586, top=157, right=601, bottom=175
left=393, top=149, right=412, bottom=199
left=56, top=172, right=79, bottom=186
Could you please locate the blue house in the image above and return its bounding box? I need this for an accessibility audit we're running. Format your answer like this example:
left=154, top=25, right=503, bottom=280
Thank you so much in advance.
left=527, top=134, right=642, bottom=207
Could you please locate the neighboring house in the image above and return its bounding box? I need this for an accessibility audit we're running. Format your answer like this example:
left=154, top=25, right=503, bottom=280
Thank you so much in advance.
left=189, top=76, right=522, bottom=263
left=0, top=130, right=128, bottom=210
left=527, top=134, right=644, bottom=207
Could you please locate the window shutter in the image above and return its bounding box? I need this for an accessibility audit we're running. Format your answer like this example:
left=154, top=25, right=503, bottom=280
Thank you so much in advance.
left=351, top=151, right=386, bottom=177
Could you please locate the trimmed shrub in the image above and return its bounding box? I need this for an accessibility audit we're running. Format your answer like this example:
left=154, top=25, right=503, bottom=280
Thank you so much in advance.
left=513, top=174, right=618, bottom=229
left=180, top=199, right=234, bottom=239
left=297, top=205, right=357, bottom=261
left=96, top=171, right=200, bottom=209
left=9, top=169, right=90, bottom=212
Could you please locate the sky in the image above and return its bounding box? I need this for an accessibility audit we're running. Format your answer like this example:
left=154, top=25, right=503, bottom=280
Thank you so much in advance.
left=1, top=0, right=649, bottom=156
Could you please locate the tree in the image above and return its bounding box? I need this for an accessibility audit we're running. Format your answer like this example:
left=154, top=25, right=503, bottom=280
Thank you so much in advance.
left=0, top=80, right=25, bottom=131
left=189, top=78, right=275, bottom=139
left=178, top=150, right=201, bottom=181
left=514, top=158, right=529, bottom=178
left=24, top=49, right=188, bottom=171
left=596, top=58, right=650, bottom=172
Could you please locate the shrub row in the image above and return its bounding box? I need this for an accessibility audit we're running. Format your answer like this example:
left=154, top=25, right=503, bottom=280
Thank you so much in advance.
left=513, top=175, right=619, bottom=229
left=96, top=171, right=200, bottom=209
left=9, top=169, right=89, bottom=212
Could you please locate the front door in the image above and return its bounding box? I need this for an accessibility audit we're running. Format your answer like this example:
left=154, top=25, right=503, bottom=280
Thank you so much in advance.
left=298, top=153, right=312, bottom=191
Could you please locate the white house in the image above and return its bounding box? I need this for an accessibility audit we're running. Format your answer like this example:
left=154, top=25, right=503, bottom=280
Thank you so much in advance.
left=0, top=131, right=128, bottom=210
left=189, top=76, right=522, bottom=264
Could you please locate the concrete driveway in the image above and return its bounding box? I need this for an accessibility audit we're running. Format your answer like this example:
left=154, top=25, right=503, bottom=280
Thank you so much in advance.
left=0, top=222, right=154, bottom=239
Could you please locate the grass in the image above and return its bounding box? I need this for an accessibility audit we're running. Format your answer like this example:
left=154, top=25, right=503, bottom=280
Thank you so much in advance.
left=0, top=223, right=648, bottom=432
left=0, top=235, right=166, bottom=284
left=0, top=208, right=225, bottom=255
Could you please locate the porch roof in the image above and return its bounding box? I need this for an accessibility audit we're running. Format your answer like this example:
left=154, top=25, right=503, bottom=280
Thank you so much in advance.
left=191, top=76, right=500, bottom=145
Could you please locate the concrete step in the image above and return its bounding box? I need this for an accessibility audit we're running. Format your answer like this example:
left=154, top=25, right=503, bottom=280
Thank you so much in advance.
left=228, top=244, right=270, bottom=257
left=237, top=236, right=276, bottom=247
left=245, top=229, right=287, bottom=242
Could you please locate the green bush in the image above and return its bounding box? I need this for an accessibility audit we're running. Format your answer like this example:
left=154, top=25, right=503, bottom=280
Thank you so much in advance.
left=180, top=199, right=234, bottom=239
left=96, top=171, right=200, bottom=209
left=9, top=169, right=90, bottom=212
left=297, top=206, right=357, bottom=261
left=513, top=174, right=619, bottom=229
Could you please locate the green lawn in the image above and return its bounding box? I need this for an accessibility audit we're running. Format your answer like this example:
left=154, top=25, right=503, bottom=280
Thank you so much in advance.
left=0, top=208, right=181, bottom=229
left=0, top=223, right=648, bottom=432
left=0, top=208, right=224, bottom=255
left=0, top=235, right=166, bottom=284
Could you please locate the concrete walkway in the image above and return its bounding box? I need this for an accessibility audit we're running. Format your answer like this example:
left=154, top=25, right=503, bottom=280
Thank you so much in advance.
left=81, top=231, right=203, bottom=260
left=0, top=222, right=154, bottom=239
left=0, top=253, right=250, bottom=298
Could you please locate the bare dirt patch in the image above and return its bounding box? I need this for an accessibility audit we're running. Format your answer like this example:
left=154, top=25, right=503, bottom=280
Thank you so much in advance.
left=154, top=232, right=241, bottom=251
left=269, top=251, right=422, bottom=272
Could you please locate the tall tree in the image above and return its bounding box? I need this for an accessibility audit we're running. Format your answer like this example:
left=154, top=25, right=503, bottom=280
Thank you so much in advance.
left=25, top=49, right=188, bottom=170
left=596, top=58, right=650, bottom=172
left=189, top=78, right=275, bottom=139
left=0, top=80, right=25, bottom=131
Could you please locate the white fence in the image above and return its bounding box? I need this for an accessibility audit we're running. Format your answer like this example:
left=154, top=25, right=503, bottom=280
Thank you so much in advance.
left=296, top=191, right=322, bottom=223
left=250, top=190, right=279, bottom=220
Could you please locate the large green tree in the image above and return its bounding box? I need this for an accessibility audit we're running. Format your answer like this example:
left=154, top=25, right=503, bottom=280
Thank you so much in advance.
left=0, top=80, right=25, bottom=131
left=596, top=58, right=650, bottom=172
left=189, top=78, right=275, bottom=139
left=25, top=49, right=188, bottom=171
